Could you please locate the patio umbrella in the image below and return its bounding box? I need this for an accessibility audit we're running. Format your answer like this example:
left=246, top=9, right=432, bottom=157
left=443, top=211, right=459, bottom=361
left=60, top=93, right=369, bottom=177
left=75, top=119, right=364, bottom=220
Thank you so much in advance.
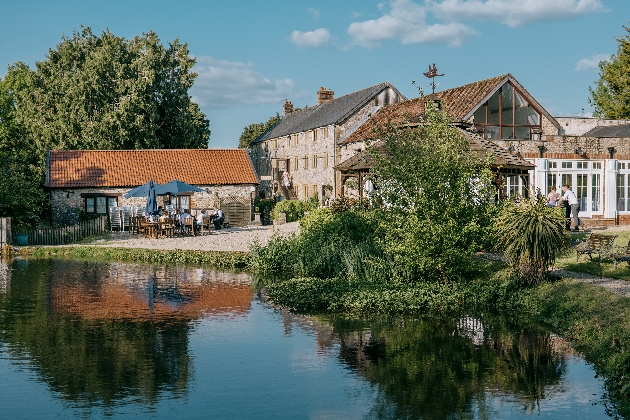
left=124, top=180, right=162, bottom=198
left=145, top=180, right=158, bottom=214
left=157, top=179, right=205, bottom=196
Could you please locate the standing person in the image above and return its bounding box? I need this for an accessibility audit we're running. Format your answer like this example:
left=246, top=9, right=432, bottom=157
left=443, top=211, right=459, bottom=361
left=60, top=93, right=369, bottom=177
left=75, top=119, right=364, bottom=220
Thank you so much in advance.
left=562, top=185, right=586, bottom=232
left=546, top=186, right=560, bottom=208
left=281, top=171, right=290, bottom=188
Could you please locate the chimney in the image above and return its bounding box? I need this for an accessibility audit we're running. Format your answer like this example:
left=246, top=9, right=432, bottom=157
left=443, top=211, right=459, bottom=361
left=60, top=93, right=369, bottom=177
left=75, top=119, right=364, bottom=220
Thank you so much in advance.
left=283, top=100, right=294, bottom=115
left=317, top=87, right=334, bottom=105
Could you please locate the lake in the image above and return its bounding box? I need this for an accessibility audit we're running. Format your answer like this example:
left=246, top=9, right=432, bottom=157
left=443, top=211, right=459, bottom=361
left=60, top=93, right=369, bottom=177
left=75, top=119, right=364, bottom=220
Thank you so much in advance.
left=0, top=258, right=616, bottom=419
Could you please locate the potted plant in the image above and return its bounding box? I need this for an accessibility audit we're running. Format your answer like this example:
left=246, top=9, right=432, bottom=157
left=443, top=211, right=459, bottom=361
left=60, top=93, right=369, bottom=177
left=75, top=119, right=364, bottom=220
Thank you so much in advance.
left=13, top=224, right=30, bottom=246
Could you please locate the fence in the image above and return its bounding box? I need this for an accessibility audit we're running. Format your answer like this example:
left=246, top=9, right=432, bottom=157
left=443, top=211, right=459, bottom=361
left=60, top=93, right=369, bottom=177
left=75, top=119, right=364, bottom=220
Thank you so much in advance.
left=24, top=216, right=108, bottom=246
left=0, top=217, right=9, bottom=251
left=220, top=196, right=251, bottom=227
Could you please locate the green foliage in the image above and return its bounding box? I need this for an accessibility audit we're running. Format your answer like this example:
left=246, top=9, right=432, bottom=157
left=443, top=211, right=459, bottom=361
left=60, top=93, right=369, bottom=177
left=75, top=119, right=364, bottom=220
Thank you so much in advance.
left=306, top=193, right=320, bottom=209
left=0, top=152, right=46, bottom=227
left=1, top=27, right=210, bottom=163
left=494, top=195, right=569, bottom=285
left=21, top=246, right=250, bottom=269
left=370, top=105, right=495, bottom=283
left=271, top=199, right=311, bottom=222
left=253, top=197, right=274, bottom=213
left=589, top=25, right=630, bottom=118
left=238, top=113, right=280, bottom=148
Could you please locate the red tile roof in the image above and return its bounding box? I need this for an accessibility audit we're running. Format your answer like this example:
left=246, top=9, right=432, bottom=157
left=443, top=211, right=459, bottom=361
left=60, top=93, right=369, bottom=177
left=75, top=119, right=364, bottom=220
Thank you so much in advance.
left=47, top=149, right=258, bottom=188
left=341, top=74, right=559, bottom=145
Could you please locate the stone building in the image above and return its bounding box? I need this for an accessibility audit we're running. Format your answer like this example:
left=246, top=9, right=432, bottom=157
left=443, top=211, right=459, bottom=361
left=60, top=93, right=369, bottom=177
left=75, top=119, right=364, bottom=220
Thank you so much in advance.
left=46, top=149, right=258, bottom=225
left=337, top=73, right=630, bottom=225
left=248, top=83, right=406, bottom=202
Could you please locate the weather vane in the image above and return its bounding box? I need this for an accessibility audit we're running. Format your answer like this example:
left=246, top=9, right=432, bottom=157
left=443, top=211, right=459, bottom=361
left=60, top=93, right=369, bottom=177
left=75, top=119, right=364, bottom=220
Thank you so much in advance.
left=423, top=63, right=444, bottom=94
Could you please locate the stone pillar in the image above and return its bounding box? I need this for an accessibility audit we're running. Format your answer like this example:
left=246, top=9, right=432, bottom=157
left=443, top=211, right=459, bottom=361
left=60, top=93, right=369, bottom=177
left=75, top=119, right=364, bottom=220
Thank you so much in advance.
left=605, top=159, right=618, bottom=219
left=277, top=211, right=286, bottom=225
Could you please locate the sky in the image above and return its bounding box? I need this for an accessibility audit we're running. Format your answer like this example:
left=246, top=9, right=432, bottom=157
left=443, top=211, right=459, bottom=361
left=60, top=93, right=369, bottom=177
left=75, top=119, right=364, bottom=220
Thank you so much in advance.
left=1, top=0, right=628, bottom=148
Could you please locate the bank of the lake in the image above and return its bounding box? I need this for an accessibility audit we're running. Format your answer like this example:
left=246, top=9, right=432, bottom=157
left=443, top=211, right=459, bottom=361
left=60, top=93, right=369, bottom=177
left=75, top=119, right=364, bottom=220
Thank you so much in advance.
left=12, top=242, right=630, bottom=416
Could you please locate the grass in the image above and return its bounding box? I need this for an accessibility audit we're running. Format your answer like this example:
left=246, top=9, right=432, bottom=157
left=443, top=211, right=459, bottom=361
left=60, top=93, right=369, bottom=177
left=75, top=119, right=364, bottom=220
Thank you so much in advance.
left=18, top=246, right=251, bottom=270
left=554, top=229, right=630, bottom=280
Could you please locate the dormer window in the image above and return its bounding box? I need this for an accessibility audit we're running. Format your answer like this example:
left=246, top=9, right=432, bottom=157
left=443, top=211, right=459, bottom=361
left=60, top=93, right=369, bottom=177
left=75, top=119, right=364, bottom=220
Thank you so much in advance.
left=473, top=82, right=541, bottom=140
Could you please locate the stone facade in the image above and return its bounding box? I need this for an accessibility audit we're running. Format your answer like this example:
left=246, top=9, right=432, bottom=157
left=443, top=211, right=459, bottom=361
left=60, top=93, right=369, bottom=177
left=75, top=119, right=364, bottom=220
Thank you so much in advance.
left=249, top=85, right=403, bottom=203
left=49, top=184, right=255, bottom=225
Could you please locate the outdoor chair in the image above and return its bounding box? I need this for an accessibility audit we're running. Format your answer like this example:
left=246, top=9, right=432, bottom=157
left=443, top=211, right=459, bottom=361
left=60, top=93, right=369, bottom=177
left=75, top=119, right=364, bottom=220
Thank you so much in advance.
left=121, top=206, right=133, bottom=231
left=183, top=217, right=195, bottom=236
left=134, top=206, right=144, bottom=217
left=159, top=218, right=175, bottom=238
left=109, top=207, right=122, bottom=232
left=199, top=215, right=211, bottom=235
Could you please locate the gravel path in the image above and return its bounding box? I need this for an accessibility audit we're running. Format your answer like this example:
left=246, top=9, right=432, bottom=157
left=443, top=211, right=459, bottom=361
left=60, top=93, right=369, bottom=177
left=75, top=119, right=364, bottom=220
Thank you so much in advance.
left=85, top=222, right=300, bottom=253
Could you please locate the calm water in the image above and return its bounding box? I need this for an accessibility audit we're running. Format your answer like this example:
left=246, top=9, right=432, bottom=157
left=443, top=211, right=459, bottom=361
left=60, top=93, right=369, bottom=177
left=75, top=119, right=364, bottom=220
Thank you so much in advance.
left=0, top=258, right=616, bottom=419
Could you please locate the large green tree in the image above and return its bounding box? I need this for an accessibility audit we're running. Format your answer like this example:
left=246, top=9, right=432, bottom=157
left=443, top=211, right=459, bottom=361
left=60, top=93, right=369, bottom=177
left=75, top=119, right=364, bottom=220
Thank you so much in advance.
left=370, top=105, right=494, bottom=283
left=238, top=113, right=280, bottom=148
left=589, top=25, right=630, bottom=118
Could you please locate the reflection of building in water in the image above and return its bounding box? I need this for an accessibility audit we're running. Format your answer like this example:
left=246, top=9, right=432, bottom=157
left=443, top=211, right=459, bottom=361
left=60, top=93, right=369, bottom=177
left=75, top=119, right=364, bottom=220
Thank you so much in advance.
left=50, top=262, right=253, bottom=321
left=456, top=316, right=486, bottom=346
left=0, top=258, right=9, bottom=293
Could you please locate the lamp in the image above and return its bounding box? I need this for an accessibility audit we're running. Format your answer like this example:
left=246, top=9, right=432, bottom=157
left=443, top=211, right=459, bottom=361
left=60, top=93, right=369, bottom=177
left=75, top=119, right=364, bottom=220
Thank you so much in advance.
left=508, top=145, right=516, bottom=153
left=575, top=146, right=584, bottom=155
left=538, top=145, right=547, bottom=158
left=608, top=147, right=616, bottom=159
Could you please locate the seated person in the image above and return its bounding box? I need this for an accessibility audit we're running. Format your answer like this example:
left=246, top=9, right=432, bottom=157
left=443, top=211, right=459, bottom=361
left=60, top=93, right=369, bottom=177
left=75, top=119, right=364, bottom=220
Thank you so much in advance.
left=196, top=209, right=206, bottom=228
left=180, top=208, right=191, bottom=225
left=213, top=207, right=224, bottom=230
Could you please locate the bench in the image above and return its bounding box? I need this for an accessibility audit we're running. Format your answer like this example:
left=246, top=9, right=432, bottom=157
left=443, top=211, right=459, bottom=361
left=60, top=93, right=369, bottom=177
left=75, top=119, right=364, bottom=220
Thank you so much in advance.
left=574, top=233, right=617, bottom=262
left=611, top=240, right=630, bottom=268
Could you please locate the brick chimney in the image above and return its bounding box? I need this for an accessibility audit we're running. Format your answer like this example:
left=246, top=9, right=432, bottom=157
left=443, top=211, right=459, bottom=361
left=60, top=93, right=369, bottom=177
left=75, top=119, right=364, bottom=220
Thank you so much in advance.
left=317, top=87, right=334, bottom=105
left=283, top=100, right=294, bottom=115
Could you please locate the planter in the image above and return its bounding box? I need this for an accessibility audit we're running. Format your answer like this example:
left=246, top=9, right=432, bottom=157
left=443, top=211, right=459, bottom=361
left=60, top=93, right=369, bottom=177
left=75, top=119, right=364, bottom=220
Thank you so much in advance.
left=16, top=235, right=28, bottom=246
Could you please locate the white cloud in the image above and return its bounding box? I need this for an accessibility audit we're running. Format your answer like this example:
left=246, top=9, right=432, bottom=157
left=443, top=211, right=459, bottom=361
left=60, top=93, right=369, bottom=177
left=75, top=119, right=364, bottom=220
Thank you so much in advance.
left=190, top=56, right=304, bottom=109
left=351, top=11, right=362, bottom=18
left=427, top=0, right=603, bottom=28
left=575, top=53, right=610, bottom=71
left=290, top=28, right=332, bottom=48
left=308, top=7, right=320, bottom=19
left=347, top=0, right=477, bottom=47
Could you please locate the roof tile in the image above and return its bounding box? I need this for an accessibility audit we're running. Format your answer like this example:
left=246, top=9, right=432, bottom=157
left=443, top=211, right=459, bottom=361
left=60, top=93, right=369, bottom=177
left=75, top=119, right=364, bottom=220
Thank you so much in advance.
left=47, top=149, right=258, bottom=188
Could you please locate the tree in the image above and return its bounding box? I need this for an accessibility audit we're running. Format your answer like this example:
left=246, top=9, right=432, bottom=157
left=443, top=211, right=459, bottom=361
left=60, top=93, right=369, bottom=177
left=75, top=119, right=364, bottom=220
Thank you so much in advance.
left=589, top=25, right=630, bottom=118
left=2, top=27, right=210, bottom=160
left=238, top=113, right=280, bottom=148
left=370, top=105, right=495, bottom=283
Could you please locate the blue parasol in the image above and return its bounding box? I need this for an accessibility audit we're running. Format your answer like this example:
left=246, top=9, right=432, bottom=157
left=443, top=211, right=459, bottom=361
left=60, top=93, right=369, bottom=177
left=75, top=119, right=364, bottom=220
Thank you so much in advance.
left=157, top=179, right=205, bottom=196
left=124, top=180, right=163, bottom=198
left=145, top=180, right=158, bottom=214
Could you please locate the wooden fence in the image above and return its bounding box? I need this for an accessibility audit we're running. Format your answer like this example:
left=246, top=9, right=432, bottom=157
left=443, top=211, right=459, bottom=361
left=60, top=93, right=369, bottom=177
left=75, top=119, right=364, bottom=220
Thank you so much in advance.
left=24, top=216, right=108, bottom=246
left=220, top=196, right=252, bottom=227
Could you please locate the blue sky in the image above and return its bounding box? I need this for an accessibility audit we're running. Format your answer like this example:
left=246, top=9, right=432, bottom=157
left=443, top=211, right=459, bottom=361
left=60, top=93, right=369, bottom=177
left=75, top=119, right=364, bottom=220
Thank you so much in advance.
left=1, top=0, right=628, bottom=148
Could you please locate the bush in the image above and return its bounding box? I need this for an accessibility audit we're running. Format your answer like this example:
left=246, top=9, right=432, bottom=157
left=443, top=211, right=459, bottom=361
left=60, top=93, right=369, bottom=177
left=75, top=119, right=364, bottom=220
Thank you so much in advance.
left=271, top=200, right=310, bottom=222
left=494, top=195, right=569, bottom=285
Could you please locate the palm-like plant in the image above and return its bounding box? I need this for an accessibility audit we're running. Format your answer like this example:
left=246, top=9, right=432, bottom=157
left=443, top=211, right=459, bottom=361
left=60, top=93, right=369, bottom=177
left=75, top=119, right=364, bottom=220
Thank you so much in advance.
left=494, top=194, right=569, bottom=285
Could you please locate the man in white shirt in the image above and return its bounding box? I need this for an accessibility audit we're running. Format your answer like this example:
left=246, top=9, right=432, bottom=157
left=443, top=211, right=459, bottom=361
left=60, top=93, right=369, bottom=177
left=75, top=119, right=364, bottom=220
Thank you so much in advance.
left=562, top=185, right=586, bottom=232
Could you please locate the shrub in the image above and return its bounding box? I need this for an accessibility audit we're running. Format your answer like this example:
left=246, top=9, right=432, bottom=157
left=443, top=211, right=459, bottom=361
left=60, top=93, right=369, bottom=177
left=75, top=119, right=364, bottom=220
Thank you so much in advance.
left=271, top=200, right=310, bottom=222
left=494, top=195, right=569, bottom=285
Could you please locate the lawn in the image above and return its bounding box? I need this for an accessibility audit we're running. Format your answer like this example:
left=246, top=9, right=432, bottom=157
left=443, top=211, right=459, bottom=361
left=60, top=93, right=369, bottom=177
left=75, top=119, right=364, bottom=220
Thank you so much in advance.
left=554, top=229, right=630, bottom=280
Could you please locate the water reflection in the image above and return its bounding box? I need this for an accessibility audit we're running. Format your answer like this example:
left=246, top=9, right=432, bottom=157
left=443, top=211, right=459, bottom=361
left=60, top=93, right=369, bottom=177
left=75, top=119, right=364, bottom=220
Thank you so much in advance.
left=280, top=312, right=600, bottom=419
left=0, top=259, right=253, bottom=408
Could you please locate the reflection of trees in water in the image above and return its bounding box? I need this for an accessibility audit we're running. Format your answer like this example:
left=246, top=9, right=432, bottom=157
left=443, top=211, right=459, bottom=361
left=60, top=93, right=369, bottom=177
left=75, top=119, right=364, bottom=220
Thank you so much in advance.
left=287, top=314, right=568, bottom=420
left=0, top=259, right=252, bottom=408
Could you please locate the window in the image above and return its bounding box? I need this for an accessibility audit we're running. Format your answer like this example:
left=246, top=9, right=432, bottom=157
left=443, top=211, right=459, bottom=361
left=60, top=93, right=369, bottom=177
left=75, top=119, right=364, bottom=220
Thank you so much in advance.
left=324, top=126, right=329, bottom=139
left=294, top=156, right=299, bottom=171
left=286, top=136, right=290, bottom=147
left=323, top=152, right=328, bottom=168
left=273, top=138, right=278, bottom=149
left=85, top=196, right=118, bottom=214
left=577, top=161, right=588, bottom=169
left=313, top=129, right=317, bottom=142
left=549, top=161, right=557, bottom=169
left=593, top=162, right=602, bottom=170
left=312, top=154, right=318, bottom=168
left=312, top=185, right=318, bottom=197
left=303, top=155, right=309, bottom=169
left=562, top=162, right=572, bottom=169
left=474, top=82, right=542, bottom=140
left=303, top=184, right=308, bottom=198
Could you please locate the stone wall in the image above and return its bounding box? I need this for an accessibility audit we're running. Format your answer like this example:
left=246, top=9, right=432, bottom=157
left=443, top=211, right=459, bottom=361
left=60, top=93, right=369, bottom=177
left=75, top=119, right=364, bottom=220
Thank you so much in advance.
left=49, top=184, right=255, bottom=225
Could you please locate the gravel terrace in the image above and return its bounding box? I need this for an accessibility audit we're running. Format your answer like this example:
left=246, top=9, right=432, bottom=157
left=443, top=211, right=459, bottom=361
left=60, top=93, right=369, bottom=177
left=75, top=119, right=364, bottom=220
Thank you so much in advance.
left=86, top=222, right=300, bottom=253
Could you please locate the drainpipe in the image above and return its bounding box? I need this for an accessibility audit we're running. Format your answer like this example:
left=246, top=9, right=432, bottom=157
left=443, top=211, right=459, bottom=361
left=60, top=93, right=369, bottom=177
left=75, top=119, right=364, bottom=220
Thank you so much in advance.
left=333, top=125, right=337, bottom=198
